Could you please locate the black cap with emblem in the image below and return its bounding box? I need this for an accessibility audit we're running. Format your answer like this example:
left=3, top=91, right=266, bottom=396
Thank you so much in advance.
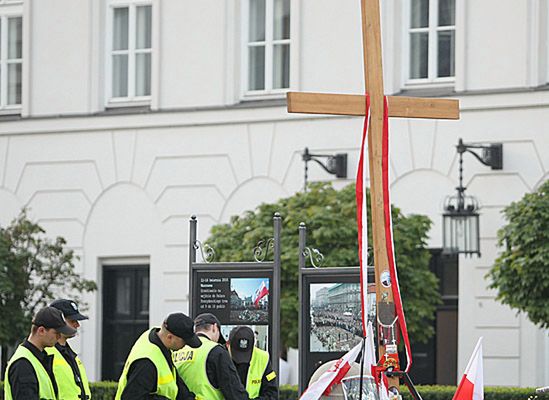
left=229, top=325, right=255, bottom=364
left=50, top=299, right=89, bottom=321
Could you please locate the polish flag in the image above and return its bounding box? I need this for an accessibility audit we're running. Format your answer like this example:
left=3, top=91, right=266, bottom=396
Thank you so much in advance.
left=253, top=281, right=269, bottom=307
left=299, top=342, right=362, bottom=400
left=453, top=338, right=484, bottom=400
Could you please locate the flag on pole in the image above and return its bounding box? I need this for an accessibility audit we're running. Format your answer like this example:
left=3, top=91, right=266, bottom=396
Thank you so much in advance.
left=253, top=280, right=269, bottom=307
left=299, top=342, right=362, bottom=400
left=452, top=337, right=484, bottom=400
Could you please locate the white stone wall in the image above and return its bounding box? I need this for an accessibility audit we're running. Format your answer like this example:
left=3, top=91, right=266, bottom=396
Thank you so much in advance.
left=0, top=0, right=548, bottom=386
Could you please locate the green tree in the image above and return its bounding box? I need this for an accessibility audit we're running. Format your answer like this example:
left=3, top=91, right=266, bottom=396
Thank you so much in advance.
left=488, top=179, right=549, bottom=328
left=0, top=210, right=97, bottom=348
left=206, top=182, right=439, bottom=348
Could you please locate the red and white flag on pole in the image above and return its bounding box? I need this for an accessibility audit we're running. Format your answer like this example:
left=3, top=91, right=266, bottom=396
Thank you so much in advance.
left=299, top=342, right=362, bottom=400
left=452, top=337, right=484, bottom=400
left=355, top=95, right=412, bottom=371
left=253, top=280, right=269, bottom=307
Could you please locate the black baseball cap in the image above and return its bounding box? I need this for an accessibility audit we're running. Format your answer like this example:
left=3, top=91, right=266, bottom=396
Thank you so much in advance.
left=32, top=307, right=77, bottom=336
left=229, top=326, right=255, bottom=364
left=164, top=313, right=202, bottom=348
left=194, top=313, right=226, bottom=344
left=50, top=299, right=88, bottom=321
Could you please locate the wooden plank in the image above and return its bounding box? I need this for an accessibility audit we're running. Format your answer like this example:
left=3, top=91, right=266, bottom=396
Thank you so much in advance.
left=287, top=92, right=460, bottom=120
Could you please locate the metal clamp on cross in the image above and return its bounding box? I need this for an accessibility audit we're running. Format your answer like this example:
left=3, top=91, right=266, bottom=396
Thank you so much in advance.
left=287, top=0, right=460, bottom=393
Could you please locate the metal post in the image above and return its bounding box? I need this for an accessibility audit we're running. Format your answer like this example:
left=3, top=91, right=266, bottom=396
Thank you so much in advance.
left=298, top=222, right=307, bottom=395
left=188, top=215, right=197, bottom=316
left=272, top=213, right=282, bottom=378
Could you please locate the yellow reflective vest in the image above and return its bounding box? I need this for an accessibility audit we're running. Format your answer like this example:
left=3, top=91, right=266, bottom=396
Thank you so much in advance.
left=245, top=347, right=270, bottom=399
left=173, top=336, right=223, bottom=400
left=4, top=345, right=57, bottom=400
left=46, top=344, right=91, bottom=400
left=115, top=329, right=179, bottom=400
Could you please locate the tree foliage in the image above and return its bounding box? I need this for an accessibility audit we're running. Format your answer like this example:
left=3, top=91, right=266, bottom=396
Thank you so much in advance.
left=206, top=182, right=440, bottom=348
left=487, top=179, right=549, bottom=328
left=0, top=210, right=97, bottom=347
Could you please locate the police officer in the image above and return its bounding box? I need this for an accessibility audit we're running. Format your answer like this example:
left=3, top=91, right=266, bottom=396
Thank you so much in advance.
left=174, top=313, right=249, bottom=400
left=227, top=326, right=277, bottom=400
left=4, top=306, right=77, bottom=400
left=47, top=299, right=91, bottom=400
left=115, top=312, right=202, bottom=400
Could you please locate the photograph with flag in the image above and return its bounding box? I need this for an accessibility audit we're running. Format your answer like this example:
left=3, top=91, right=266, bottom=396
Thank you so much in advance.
left=253, top=280, right=269, bottom=307
left=453, top=337, right=484, bottom=400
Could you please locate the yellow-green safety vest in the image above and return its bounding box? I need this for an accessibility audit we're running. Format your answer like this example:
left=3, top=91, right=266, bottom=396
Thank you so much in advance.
left=173, top=336, right=223, bottom=400
left=46, top=345, right=92, bottom=400
left=4, top=344, right=57, bottom=400
left=115, top=328, right=179, bottom=400
left=246, top=347, right=271, bottom=399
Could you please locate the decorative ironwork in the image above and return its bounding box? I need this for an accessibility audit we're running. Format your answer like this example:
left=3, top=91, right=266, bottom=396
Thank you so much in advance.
left=303, top=247, right=324, bottom=268
left=194, top=240, right=215, bottom=263
left=253, top=238, right=274, bottom=262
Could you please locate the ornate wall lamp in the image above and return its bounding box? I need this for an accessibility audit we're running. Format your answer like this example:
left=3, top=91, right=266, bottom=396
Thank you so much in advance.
left=443, top=138, right=503, bottom=256
left=302, top=147, right=347, bottom=191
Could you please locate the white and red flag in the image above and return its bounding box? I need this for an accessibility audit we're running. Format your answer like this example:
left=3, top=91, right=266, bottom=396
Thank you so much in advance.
left=452, top=337, right=484, bottom=400
left=253, top=280, right=269, bottom=307
left=299, top=341, right=362, bottom=400
left=355, top=95, right=412, bottom=371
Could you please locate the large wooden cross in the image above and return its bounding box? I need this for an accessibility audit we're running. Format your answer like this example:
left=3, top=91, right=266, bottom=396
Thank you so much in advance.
left=287, top=0, right=460, bottom=389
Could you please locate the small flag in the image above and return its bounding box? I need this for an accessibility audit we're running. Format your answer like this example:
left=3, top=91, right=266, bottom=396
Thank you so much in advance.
left=452, top=337, right=484, bottom=400
left=300, top=342, right=362, bottom=400
left=253, top=280, right=269, bottom=307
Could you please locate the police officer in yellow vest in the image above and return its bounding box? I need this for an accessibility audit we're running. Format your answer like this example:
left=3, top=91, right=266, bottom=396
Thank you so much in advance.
left=115, top=312, right=201, bottom=400
left=47, top=299, right=92, bottom=400
left=4, top=306, right=77, bottom=400
left=228, top=326, right=277, bottom=400
left=174, top=313, right=250, bottom=400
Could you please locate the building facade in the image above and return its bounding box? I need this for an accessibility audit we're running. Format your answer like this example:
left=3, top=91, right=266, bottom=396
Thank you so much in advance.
left=0, top=0, right=548, bottom=386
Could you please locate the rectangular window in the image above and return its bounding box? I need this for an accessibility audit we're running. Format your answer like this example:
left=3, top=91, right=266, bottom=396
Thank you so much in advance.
left=0, top=15, right=22, bottom=109
left=244, top=0, right=290, bottom=96
left=407, top=0, right=455, bottom=84
left=108, top=2, right=151, bottom=103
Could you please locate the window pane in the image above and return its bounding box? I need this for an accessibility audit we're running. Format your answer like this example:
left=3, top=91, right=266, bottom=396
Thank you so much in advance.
left=273, top=0, right=290, bottom=40
left=8, top=17, right=22, bottom=59
left=273, top=43, right=289, bottom=89
left=112, top=54, right=128, bottom=97
left=136, top=5, right=152, bottom=49
left=438, top=0, right=455, bottom=26
left=113, top=7, right=129, bottom=50
left=249, top=0, right=266, bottom=42
left=7, top=63, right=21, bottom=105
left=411, top=0, right=429, bottom=28
left=248, top=46, right=265, bottom=90
left=437, top=30, right=455, bottom=77
left=135, top=53, right=151, bottom=96
left=410, top=32, right=428, bottom=79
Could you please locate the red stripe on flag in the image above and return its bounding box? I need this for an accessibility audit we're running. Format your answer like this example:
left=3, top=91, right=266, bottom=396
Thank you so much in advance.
left=452, top=374, right=475, bottom=400
left=381, top=96, right=413, bottom=371
left=355, top=94, right=371, bottom=337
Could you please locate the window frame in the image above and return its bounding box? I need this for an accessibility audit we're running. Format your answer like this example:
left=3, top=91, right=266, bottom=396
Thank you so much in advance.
left=241, top=0, right=293, bottom=100
left=0, top=8, right=22, bottom=113
left=403, top=0, right=456, bottom=88
left=105, top=0, right=152, bottom=107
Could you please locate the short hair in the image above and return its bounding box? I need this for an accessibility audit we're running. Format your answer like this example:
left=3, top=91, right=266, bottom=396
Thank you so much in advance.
left=31, top=324, right=39, bottom=335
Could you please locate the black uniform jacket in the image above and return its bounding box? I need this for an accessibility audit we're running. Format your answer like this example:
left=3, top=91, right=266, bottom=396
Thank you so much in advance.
left=7, top=340, right=58, bottom=400
left=120, top=328, right=195, bottom=400
left=234, top=356, right=278, bottom=400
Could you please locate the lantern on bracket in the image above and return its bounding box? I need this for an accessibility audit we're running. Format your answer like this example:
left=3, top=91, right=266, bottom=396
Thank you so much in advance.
left=442, top=138, right=503, bottom=256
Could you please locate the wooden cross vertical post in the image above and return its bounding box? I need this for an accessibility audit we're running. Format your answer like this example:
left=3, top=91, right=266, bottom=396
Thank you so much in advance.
left=287, top=0, right=460, bottom=390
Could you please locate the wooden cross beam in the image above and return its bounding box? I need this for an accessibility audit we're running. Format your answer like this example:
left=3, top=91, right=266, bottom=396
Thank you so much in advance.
left=287, top=0, right=460, bottom=390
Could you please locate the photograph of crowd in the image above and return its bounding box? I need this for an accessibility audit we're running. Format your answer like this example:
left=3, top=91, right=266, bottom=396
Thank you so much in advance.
left=309, top=282, right=375, bottom=352
left=229, top=278, right=270, bottom=324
